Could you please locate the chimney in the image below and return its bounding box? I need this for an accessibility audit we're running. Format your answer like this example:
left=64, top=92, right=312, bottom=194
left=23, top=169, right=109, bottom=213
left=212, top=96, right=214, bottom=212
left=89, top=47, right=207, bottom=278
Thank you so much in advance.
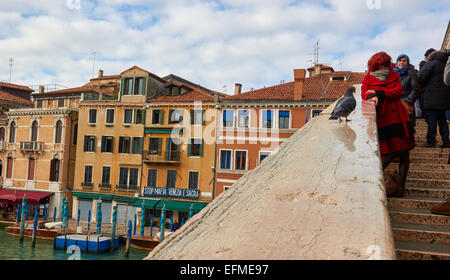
left=293, top=69, right=306, bottom=101
left=234, top=83, right=242, bottom=95
left=39, top=85, right=45, bottom=93
left=98, top=69, right=104, bottom=77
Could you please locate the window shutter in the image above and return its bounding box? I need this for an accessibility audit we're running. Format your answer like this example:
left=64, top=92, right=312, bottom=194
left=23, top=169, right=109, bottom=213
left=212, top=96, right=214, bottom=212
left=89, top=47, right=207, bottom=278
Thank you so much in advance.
left=168, top=109, right=173, bottom=124
left=165, top=138, right=171, bottom=160
left=157, top=138, right=162, bottom=155
left=199, top=139, right=204, bottom=157
left=139, top=137, right=143, bottom=154
left=202, top=110, right=206, bottom=125
left=118, top=137, right=123, bottom=153
left=141, top=77, right=147, bottom=95
left=190, top=110, right=194, bottom=125
left=187, top=139, right=192, bottom=157
left=159, top=110, right=164, bottom=124
left=120, top=78, right=125, bottom=95
left=101, top=136, right=106, bottom=152
left=84, top=136, right=89, bottom=152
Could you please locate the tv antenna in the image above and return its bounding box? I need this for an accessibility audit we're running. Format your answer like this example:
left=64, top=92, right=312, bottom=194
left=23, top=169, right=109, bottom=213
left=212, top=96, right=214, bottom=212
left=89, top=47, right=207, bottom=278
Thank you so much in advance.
left=313, top=39, right=319, bottom=65
left=337, top=62, right=343, bottom=71
left=8, top=57, right=14, bottom=82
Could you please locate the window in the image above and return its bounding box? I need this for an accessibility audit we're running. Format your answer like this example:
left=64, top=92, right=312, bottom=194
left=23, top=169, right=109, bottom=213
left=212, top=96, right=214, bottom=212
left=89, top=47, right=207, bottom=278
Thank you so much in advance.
left=188, top=138, right=203, bottom=157
left=36, top=100, right=43, bottom=108
left=31, top=121, right=38, bottom=141
left=147, top=169, right=157, bottom=187
left=101, top=136, right=113, bottom=153
left=123, top=78, right=133, bottom=95
left=88, top=109, right=97, bottom=124
left=188, top=171, right=199, bottom=189
left=259, top=151, right=271, bottom=163
left=237, top=110, right=249, bottom=128
left=101, top=166, right=111, bottom=185
left=220, top=150, right=231, bottom=169
left=134, top=77, right=146, bottom=95
left=279, top=111, right=290, bottom=129
left=165, top=138, right=180, bottom=161
left=124, top=109, right=133, bottom=124
left=223, top=110, right=234, bottom=127
left=166, top=170, right=177, bottom=188
left=49, top=159, right=60, bottom=182
left=84, top=165, right=93, bottom=184
left=135, top=110, right=145, bottom=124
left=148, top=138, right=162, bottom=155
left=169, top=109, right=183, bottom=124
left=55, top=120, right=62, bottom=144
left=0, top=127, right=5, bottom=141
left=152, top=110, right=163, bottom=124
left=27, top=158, right=35, bottom=180
left=106, top=109, right=114, bottom=124
left=83, top=136, right=96, bottom=152
left=262, top=110, right=273, bottom=129
left=9, top=121, right=16, bottom=143
left=57, top=99, right=64, bottom=107
left=235, top=151, right=247, bottom=170
left=129, top=168, right=139, bottom=187
left=119, top=168, right=129, bottom=186
left=118, top=137, right=131, bottom=153
left=190, top=110, right=204, bottom=125
left=132, top=137, right=143, bottom=154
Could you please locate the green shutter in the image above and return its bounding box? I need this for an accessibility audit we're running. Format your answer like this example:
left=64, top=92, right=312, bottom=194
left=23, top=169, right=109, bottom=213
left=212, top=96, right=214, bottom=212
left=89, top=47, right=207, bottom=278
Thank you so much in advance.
left=139, top=137, right=144, bottom=154
left=165, top=138, right=170, bottom=160
left=187, top=139, right=192, bottom=157
left=202, top=110, right=206, bottom=125
left=159, top=110, right=164, bottom=124
left=141, top=77, right=147, bottom=95
left=168, top=109, right=174, bottom=124
left=101, top=136, right=106, bottom=152
left=200, top=139, right=204, bottom=157
left=157, top=138, right=162, bottom=155
left=120, top=78, right=125, bottom=96
left=190, top=110, right=194, bottom=125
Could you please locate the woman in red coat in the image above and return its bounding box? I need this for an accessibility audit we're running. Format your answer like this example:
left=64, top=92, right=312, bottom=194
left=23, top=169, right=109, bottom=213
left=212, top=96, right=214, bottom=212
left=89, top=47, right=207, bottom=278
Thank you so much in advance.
left=361, top=51, right=415, bottom=197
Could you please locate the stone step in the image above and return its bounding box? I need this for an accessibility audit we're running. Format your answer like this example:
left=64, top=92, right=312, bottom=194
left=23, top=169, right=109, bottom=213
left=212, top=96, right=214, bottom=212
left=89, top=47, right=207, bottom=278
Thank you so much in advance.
left=405, top=186, right=450, bottom=199
left=410, top=147, right=450, bottom=155
left=406, top=178, right=450, bottom=188
left=389, top=207, right=450, bottom=226
left=395, top=241, right=450, bottom=260
left=410, top=157, right=449, bottom=164
left=387, top=163, right=450, bottom=172
left=392, top=223, right=450, bottom=245
left=388, top=196, right=444, bottom=210
left=406, top=170, right=450, bottom=180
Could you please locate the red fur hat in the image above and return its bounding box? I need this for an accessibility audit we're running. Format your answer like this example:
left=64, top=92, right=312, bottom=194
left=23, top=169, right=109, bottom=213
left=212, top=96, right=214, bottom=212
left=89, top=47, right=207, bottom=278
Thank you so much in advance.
left=367, top=51, right=392, bottom=72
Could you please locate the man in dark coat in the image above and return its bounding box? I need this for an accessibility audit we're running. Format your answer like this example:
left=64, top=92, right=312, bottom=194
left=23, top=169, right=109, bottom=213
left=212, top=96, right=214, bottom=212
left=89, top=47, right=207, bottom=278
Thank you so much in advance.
left=418, top=50, right=450, bottom=148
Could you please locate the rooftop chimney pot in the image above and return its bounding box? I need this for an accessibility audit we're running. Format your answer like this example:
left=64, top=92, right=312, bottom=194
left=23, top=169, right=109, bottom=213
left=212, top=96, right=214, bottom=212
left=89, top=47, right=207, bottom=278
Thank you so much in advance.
left=99, top=69, right=104, bottom=77
left=234, top=83, right=242, bottom=95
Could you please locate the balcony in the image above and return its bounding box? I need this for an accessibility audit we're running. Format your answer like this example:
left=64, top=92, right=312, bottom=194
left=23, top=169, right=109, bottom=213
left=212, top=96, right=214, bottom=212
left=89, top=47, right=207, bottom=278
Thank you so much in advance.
left=143, top=150, right=180, bottom=164
left=19, top=141, right=44, bottom=152
left=116, top=184, right=138, bottom=191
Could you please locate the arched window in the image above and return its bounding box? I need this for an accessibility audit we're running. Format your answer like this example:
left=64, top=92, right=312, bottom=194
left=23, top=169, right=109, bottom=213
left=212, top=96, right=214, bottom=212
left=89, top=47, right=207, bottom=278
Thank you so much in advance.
left=0, top=127, right=5, bottom=141
left=31, top=121, right=38, bottom=141
left=9, top=121, right=16, bottom=143
left=55, top=120, right=62, bottom=144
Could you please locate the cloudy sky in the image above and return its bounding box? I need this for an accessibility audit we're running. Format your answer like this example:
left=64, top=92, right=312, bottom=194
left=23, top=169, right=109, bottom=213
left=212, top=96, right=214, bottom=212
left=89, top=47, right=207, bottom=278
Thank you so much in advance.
left=0, top=0, right=449, bottom=94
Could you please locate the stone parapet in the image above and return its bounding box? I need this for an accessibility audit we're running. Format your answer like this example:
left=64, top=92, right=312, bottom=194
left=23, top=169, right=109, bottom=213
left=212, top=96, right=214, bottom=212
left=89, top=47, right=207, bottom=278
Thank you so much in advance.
left=145, top=84, right=396, bottom=260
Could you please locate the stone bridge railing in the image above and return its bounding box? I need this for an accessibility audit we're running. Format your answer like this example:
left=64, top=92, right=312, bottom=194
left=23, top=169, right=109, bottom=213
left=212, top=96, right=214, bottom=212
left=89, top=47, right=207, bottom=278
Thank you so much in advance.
left=145, top=84, right=396, bottom=260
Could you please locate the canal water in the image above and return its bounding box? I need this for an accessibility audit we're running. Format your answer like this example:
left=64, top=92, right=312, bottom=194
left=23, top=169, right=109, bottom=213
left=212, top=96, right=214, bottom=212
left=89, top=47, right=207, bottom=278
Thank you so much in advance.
left=0, top=224, right=149, bottom=260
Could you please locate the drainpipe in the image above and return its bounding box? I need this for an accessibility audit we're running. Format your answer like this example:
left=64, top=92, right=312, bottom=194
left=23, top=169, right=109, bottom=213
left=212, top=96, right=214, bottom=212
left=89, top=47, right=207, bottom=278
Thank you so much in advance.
left=212, top=99, right=220, bottom=200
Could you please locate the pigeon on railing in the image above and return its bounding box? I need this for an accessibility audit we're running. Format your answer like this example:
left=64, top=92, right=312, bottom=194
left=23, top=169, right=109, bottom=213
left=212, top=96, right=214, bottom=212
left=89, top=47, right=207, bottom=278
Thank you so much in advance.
left=329, top=86, right=356, bottom=123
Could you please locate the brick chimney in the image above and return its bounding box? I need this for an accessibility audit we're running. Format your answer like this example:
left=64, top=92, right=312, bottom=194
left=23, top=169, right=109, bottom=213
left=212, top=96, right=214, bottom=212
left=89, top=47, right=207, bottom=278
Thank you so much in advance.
left=98, top=69, right=104, bottom=78
left=293, top=69, right=306, bottom=101
left=234, top=83, right=242, bottom=95
left=39, top=85, right=45, bottom=93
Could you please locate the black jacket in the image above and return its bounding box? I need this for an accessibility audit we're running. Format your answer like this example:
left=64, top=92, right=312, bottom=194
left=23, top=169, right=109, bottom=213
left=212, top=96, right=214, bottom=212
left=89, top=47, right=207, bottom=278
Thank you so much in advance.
left=418, top=51, right=450, bottom=110
left=398, top=64, right=419, bottom=104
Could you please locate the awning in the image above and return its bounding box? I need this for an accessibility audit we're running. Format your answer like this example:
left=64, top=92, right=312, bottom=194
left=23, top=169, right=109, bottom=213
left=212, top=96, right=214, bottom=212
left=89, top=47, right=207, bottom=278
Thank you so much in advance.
left=133, top=199, right=207, bottom=213
left=0, top=189, right=53, bottom=205
left=73, top=192, right=137, bottom=203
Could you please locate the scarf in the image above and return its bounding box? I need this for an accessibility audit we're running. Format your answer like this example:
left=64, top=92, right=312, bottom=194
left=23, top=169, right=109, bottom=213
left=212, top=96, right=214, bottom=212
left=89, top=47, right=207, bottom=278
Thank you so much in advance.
left=370, top=69, right=390, bottom=82
left=393, top=66, right=409, bottom=75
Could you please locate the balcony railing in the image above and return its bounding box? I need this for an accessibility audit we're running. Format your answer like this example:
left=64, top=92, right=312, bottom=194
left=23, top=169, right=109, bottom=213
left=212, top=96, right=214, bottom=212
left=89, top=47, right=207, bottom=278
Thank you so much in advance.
left=19, top=141, right=44, bottom=152
left=99, top=183, right=111, bottom=190
left=143, top=150, right=180, bottom=164
left=116, top=184, right=138, bottom=191
left=81, top=182, right=93, bottom=188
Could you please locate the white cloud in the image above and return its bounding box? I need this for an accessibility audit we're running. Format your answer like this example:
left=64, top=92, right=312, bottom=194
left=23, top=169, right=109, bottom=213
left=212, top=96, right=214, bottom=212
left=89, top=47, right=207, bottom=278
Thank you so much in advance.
left=0, top=0, right=448, bottom=92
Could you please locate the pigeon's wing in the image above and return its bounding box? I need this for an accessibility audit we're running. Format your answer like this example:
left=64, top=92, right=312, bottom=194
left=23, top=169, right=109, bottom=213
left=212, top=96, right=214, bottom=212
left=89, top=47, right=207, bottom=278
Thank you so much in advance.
left=329, top=96, right=356, bottom=119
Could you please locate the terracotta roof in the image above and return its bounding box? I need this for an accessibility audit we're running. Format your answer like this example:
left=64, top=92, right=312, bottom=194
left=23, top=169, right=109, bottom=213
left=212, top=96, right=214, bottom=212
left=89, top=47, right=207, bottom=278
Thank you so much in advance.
left=223, top=72, right=365, bottom=102
left=0, top=82, right=34, bottom=92
left=32, top=82, right=117, bottom=98
left=307, top=64, right=334, bottom=71
left=89, top=75, right=121, bottom=81
left=0, top=90, right=32, bottom=104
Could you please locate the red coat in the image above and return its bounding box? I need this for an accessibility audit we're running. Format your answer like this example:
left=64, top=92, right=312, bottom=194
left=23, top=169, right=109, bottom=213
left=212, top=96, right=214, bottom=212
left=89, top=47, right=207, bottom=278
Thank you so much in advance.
left=361, top=69, right=415, bottom=156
